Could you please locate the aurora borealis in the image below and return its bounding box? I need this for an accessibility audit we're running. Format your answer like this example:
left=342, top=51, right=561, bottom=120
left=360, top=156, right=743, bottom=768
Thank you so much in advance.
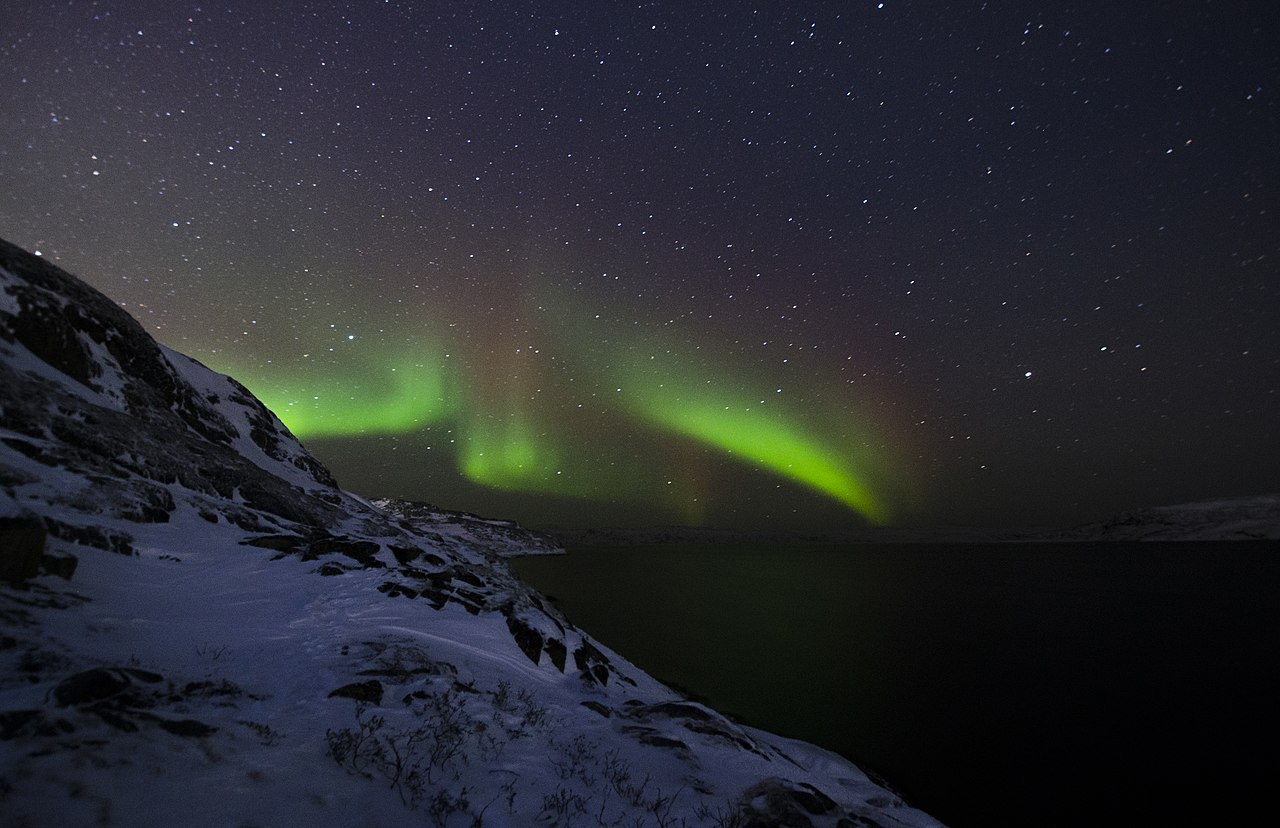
left=217, top=289, right=903, bottom=525
left=1, top=1, right=1276, bottom=529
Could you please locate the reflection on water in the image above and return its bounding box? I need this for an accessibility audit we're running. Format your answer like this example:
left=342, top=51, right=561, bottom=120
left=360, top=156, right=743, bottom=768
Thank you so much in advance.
left=511, top=541, right=1280, bottom=827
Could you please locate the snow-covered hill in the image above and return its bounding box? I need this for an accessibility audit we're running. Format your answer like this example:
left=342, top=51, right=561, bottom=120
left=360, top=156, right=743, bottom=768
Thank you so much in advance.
left=0, top=237, right=941, bottom=827
left=1036, top=494, right=1280, bottom=542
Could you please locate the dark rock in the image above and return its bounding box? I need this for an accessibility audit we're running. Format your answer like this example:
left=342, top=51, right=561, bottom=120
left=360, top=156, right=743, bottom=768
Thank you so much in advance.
left=328, top=680, right=384, bottom=704
left=43, top=518, right=134, bottom=556
left=156, top=718, right=218, bottom=737
left=120, top=667, right=163, bottom=684
left=307, top=537, right=383, bottom=567
left=51, top=666, right=162, bottom=709
left=580, top=700, right=612, bottom=718
left=526, top=597, right=567, bottom=635
left=622, top=700, right=766, bottom=755
left=39, top=552, right=78, bottom=580
left=789, top=784, right=837, bottom=815
left=317, top=562, right=350, bottom=577
left=640, top=733, right=689, bottom=751
left=242, top=534, right=307, bottom=551
left=237, top=480, right=325, bottom=526
left=42, top=666, right=224, bottom=740
left=506, top=617, right=544, bottom=665
left=224, top=510, right=272, bottom=533
left=544, top=638, right=567, bottom=672
left=116, top=481, right=176, bottom=523
left=450, top=568, right=484, bottom=588
left=452, top=588, right=487, bottom=614
left=356, top=646, right=450, bottom=681
left=837, top=816, right=887, bottom=827
left=686, top=719, right=764, bottom=754
left=0, top=516, right=46, bottom=582
left=4, top=293, right=96, bottom=388
left=1, top=437, right=58, bottom=466
left=738, top=779, right=845, bottom=828
left=52, top=668, right=131, bottom=706
left=0, top=710, right=46, bottom=740
left=621, top=725, right=689, bottom=752
left=388, top=544, right=421, bottom=565
left=377, top=581, right=418, bottom=597
left=629, top=701, right=717, bottom=723
left=573, top=641, right=612, bottom=686
left=417, top=588, right=449, bottom=610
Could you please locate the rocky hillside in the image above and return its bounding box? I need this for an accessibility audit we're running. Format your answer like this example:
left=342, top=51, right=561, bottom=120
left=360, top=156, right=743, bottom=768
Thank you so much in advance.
left=374, top=498, right=566, bottom=558
left=0, top=237, right=941, bottom=827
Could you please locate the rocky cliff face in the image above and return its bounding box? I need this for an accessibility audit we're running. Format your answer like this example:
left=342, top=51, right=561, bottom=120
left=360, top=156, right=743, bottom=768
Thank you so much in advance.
left=0, top=237, right=344, bottom=546
left=0, top=237, right=941, bottom=828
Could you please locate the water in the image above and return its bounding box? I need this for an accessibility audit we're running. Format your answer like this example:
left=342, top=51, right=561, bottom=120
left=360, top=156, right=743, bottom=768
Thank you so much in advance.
left=510, top=541, right=1280, bottom=826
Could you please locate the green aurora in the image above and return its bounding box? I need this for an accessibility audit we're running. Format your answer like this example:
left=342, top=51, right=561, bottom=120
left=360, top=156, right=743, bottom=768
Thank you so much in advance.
left=234, top=351, right=456, bottom=438
left=211, top=313, right=899, bottom=526
left=613, top=380, right=889, bottom=524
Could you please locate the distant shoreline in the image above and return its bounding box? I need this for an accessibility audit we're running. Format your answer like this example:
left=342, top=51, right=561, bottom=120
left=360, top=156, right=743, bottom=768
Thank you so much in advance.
left=541, top=494, right=1280, bottom=546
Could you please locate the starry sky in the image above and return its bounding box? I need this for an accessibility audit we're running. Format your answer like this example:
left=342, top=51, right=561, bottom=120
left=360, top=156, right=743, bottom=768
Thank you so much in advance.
left=2, top=1, right=1276, bottom=530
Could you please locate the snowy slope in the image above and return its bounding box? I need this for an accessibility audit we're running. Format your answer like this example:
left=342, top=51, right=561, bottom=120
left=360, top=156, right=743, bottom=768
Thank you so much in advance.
left=0, top=237, right=942, bottom=827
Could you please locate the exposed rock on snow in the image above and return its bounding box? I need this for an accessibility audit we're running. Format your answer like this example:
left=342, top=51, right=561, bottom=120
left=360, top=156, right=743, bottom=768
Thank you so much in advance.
left=0, top=237, right=942, bottom=827
left=373, top=497, right=567, bottom=558
left=0, top=515, right=46, bottom=581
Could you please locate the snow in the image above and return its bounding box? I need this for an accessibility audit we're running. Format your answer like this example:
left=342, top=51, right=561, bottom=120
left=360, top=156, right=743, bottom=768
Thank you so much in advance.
left=2, top=497, right=942, bottom=826
left=160, top=344, right=332, bottom=493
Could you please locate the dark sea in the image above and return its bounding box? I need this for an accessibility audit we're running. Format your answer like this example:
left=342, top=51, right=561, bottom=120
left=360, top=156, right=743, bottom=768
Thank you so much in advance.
left=510, top=541, right=1280, bottom=827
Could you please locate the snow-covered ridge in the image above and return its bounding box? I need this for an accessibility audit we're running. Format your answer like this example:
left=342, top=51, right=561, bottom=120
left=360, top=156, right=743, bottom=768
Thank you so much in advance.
left=0, top=237, right=942, bottom=827
left=0, top=238, right=336, bottom=496
left=1036, top=494, right=1280, bottom=542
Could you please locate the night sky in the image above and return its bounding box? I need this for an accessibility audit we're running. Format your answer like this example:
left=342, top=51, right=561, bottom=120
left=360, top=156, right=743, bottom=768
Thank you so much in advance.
left=2, top=1, right=1276, bottom=530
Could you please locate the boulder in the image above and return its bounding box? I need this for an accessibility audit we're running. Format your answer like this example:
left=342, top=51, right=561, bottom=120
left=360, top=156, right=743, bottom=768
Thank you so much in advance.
left=0, top=517, right=46, bottom=582
left=328, top=679, right=384, bottom=704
